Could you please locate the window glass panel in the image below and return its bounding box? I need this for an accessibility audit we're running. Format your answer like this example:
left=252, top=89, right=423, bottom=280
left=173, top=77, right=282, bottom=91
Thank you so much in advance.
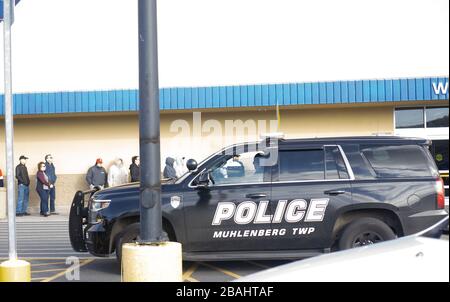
left=325, top=146, right=349, bottom=179
left=426, top=107, right=449, bottom=128
left=209, top=151, right=265, bottom=185
left=361, top=145, right=432, bottom=178
left=395, top=108, right=424, bottom=129
left=279, top=149, right=324, bottom=181
left=430, top=140, right=449, bottom=171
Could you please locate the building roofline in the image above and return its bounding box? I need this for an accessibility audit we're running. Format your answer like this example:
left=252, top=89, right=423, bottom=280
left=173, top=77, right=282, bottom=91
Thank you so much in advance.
left=0, top=76, right=448, bottom=116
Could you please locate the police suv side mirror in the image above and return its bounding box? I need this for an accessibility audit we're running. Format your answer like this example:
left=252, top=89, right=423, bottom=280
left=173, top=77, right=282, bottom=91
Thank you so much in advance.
left=196, top=171, right=211, bottom=187
left=186, top=159, right=198, bottom=171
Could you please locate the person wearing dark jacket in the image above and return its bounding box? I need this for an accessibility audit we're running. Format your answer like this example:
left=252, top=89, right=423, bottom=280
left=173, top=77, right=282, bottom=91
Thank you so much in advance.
left=36, top=162, right=53, bottom=217
left=86, top=158, right=108, bottom=190
left=15, top=155, right=30, bottom=216
left=163, top=157, right=177, bottom=180
left=129, top=156, right=140, bottom=182
left=45, top=154, right=58, bottom=215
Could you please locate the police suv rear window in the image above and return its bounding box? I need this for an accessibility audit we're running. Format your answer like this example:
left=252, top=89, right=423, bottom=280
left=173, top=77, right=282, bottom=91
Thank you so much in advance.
left=361, top=145, right=433, bottom=178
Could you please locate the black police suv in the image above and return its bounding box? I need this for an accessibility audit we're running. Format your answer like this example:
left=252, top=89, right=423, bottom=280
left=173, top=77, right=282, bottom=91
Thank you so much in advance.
left=69, top=136, right=448, bottom=262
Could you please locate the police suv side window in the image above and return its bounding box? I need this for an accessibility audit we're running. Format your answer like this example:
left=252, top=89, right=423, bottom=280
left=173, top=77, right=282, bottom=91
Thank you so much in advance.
left=325, top=146, right=349, bottom=179
left=278, top=149, right=325, bottom=181
left=209, top=151, right=265, bottom=185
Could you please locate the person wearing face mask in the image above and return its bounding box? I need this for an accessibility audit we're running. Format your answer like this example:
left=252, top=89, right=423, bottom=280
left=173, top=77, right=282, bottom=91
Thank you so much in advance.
left=86, top=158, right=108, bottom=190
left=36, top=162, right=53, bottom=217
left=108, top=158, right=129, bottom=187
left=129, top=156, right=140, bottom=183
left=44, top=154, right=58, bottom=215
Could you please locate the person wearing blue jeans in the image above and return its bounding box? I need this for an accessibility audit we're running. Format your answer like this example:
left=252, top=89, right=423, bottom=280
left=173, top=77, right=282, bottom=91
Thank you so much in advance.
left=36, top=162, right=52, bottom=217
left=15, top=155, right=31, bottom=217
left=17, top=184, right=30, bottom=216
left=45, top=154, right=58, bottom=215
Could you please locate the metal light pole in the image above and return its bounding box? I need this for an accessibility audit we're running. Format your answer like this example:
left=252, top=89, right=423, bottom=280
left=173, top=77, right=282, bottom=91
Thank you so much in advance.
left=122, top=0, right=182, bottom=282
left=3, top=0, right=17, bottom=261
left=0, top=0, right=30, bottom=282
left=138, top=0, right=163, bottom=243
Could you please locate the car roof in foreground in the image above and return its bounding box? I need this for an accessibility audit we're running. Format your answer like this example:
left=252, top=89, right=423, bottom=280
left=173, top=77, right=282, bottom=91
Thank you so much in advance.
left=236, top=216, right=449, bottom=282
left=235, top=235, right=449, bottom=282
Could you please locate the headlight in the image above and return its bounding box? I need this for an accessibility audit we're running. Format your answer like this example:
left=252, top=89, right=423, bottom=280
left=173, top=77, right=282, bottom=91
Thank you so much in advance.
left=89, top=199, right=111, bottom=211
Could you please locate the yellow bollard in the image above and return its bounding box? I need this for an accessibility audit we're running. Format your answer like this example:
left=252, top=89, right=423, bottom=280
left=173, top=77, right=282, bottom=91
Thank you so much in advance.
left=0, top=259, right=31, bottom=282
left=122, top=242, right=182, bottom=282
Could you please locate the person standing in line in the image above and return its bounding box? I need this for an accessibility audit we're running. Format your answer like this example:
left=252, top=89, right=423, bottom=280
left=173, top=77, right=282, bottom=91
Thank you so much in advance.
left=15, top=155, right=30, bottom=217
left=108, top=158, right=128, bottom=187
left=44, top=154, right=58, bottom=215
left=174, top=157, right=188, bottom=178
left=129, top=156, right=140, bottom=182
left=86, top=158, right=108, bottom=190
left=163, top=157, right=177, bottom=180
left=36, top=162, right=53, bottom=217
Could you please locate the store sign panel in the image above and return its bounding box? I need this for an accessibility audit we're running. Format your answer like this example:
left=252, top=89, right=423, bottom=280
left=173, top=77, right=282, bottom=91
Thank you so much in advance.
left=433, top=80, right=449, bottom=96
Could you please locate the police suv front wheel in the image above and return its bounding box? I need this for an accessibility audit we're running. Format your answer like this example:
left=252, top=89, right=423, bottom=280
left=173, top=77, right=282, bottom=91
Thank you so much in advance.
left=338, top=217, right=396, bottom=250
left=115, top=223, right=169, bottom=264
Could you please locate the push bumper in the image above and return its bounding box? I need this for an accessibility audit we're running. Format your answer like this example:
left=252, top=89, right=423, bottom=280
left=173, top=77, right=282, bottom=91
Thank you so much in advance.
left=85, top=223, right=112, bottom=257
left=69, top=189, right=113, bottom=257
left=69, top=189, right=113, bottom=255
left=68, top=190, right=90, bottom=253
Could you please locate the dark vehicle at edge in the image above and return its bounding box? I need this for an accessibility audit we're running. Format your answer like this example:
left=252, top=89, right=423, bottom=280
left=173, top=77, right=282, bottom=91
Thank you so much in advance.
left=69, top=136, right=449, bottom=262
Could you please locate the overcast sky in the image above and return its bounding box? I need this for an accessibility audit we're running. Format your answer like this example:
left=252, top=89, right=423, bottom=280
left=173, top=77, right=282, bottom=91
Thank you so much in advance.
left=0, top=0, right=449, bottom=93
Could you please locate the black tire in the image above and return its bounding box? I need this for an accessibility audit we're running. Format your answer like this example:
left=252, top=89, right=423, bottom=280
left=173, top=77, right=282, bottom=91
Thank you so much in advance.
left=338, top=217, right=396, bottom=250
left=115, top=223, right=140, bottom=264
left=115, top=223, right=170, bottom=265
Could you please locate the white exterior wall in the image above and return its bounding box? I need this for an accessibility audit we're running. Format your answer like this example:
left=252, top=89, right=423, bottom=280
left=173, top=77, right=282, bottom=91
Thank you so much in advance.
left=0, top=0, right=449, bottom=94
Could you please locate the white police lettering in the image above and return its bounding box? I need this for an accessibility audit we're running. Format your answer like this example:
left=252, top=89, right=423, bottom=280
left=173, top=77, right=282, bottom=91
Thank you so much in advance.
left=213, top=228, right=287, bottom=239
left=212, top=202, right=235, bottom=225
left=285, top=199, right=307, bottom=223
left=272, top=200, right=287, bottom=223
left=292, top=227, right=315, bottom=235
left=305, top=199, right=329, bottom=222
left=254, top=201, right=272, bottom=224
left=234, top=202, right=257, bottom=225
left=212, top=199, right=329, bottom=226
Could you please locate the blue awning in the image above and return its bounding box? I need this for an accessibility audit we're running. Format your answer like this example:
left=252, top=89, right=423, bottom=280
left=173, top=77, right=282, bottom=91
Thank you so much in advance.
left=1, top=76, right=448, bottom=116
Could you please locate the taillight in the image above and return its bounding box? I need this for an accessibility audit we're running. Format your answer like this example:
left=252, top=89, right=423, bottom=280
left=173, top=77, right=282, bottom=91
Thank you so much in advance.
left=436, top=178, right=445, bottom=209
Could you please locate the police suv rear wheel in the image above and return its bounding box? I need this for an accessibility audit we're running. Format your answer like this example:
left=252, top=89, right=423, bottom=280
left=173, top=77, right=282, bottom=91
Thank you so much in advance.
left=338, top=217, right=396, bottom=250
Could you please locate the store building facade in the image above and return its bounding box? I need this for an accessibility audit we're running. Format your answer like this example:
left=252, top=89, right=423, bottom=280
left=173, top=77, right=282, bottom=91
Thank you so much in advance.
left=0, top=76, right=448, bottom=213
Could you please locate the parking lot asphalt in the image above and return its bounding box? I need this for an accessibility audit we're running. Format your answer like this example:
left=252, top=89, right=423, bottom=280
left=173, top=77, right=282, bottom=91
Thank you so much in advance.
left=18, top=258, right=290, bottom=282
left=0, top=217, right=448, bottom=282
left=0, top=216, right=290, bottom=282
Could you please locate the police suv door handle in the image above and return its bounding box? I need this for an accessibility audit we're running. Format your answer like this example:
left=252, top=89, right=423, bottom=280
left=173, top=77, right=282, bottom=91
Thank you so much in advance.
left=246, top=193, right=267, bottom=199
left=324, top=190, right=346, bottom=196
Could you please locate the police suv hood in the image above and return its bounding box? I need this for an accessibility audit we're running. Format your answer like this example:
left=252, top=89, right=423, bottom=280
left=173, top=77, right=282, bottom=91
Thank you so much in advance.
left=92, top=180, right=176, bottom=197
